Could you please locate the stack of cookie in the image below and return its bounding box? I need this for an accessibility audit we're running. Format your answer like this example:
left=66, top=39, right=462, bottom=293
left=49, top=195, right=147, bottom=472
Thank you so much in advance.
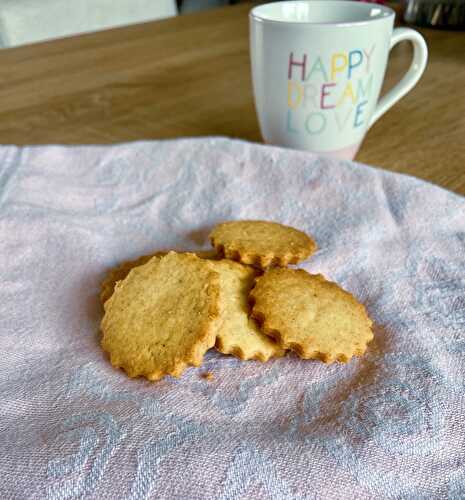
left=100, top=220, right=373, bottom=381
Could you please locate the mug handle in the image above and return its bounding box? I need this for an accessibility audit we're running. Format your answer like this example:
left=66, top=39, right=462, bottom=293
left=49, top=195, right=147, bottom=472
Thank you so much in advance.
left=369, top=28, right=428, bottom=127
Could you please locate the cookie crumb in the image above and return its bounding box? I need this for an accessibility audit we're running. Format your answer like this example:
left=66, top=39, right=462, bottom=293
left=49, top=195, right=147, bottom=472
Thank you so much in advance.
left=201, top=372, right=214, bottom=381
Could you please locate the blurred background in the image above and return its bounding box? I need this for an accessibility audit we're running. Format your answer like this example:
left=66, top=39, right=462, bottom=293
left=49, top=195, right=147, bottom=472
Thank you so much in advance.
left=0, top=0, right=461, bottom=49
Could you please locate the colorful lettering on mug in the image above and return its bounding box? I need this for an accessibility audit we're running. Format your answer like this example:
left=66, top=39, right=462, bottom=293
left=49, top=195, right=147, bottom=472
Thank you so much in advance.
left=363, top=45, right=376, bottom=73
left=286, top=109, right=299, bottom=133
left=331, top=53, right=348, bottom=81
left=285, top=45, right=376, bottom=135
left=288, top=52, right=307, bottom=81
left=320, top=83, right=336, bottom=110
left=334, top=107, right=353, bottom=132
left=306, top=57, right=329, bottom=82
left=348, top=50, right=363, bottom=79
left=305, top=112, right=326, bottom=135
left=287, top=81, right=303, bottom=109
left=337, top=81, right=356, bottom=106
left=356, top=73, right=373, bottom=99
left=303, top=83, right=319, bottom=108
left=287, top=46, right=375, bottom=82
left=354, top=100, right=368, bottom=127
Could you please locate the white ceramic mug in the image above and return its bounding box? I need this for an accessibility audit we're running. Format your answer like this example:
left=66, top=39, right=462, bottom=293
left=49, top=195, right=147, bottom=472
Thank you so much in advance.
left=249, top=1, right=428, bottom=159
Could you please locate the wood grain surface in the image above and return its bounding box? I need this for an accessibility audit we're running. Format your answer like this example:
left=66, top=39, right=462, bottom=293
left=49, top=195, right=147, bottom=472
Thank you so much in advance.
left=0, top=3, right=463, bottom=194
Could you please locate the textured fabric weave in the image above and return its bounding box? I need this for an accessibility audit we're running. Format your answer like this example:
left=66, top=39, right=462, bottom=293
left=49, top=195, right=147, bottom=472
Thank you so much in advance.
left=1, top=138, right=464, bottom=499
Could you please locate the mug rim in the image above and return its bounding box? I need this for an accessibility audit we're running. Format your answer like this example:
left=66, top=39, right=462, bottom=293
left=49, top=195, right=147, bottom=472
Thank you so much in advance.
left=249, top=0, right=395, bottom=27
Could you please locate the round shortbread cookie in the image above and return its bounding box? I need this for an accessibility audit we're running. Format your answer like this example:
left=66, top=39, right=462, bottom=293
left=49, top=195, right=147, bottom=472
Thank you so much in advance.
left=101, top=252, right=221, bottom=381
left=250, top=268, right=373, bottom=363
left=210, top=220, right=317, bottom=269
left=211, top=259, right=285, bottom=362
left=100, top=250, right=219, bottom=304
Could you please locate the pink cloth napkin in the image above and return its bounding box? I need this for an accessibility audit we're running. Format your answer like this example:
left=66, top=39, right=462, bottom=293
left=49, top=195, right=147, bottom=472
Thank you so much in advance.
left=1, top=138, right=464, bottom=499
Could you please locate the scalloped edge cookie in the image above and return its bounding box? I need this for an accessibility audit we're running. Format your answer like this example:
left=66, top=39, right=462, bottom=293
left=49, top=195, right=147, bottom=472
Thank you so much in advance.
left=250, top=268, right=373, bottom=363
left=101, top=252, right=222, bottom=381
left=210, top=220, right=317, bottom=269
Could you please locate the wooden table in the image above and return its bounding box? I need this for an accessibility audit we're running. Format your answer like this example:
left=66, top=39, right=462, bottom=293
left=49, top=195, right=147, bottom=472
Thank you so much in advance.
left=0, top=3, right=463, bottom=195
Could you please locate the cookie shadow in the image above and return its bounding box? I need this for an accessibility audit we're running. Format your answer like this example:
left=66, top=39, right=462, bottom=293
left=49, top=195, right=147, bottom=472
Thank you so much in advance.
left=186, top=225, right=213, bottom=246
left=330, top=322, right=392, bottom=398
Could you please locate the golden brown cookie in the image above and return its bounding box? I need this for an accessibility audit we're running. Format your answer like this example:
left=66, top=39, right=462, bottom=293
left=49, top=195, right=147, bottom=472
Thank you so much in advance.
left=100, top=253, right=161, bottom=304
left=101, top=252, right=222, bottom=381
left=210, top=220, right=316, bottom=269
left=100, top=250, right=219, bottom=304
left=210, top=259, right=285, bottom=362
left=250, top=268, right=373, bottom=362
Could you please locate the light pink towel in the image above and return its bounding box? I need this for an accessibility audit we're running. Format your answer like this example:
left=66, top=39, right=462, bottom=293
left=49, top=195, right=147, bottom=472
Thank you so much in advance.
left=1, top=138, right=464, bottom=499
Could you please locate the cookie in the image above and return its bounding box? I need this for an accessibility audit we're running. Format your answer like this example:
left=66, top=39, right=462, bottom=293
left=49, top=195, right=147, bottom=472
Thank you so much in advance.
left=250, top=268, right=373, bottom=362
left=211, top=259, right=285, bottom=362
left=101, top=252, right=222, bottom=380
left=100, top=253, right=161, bottom=304
left=210, top=220, right=316, bottom=269
left=100, top=249, right=219, bottom=304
